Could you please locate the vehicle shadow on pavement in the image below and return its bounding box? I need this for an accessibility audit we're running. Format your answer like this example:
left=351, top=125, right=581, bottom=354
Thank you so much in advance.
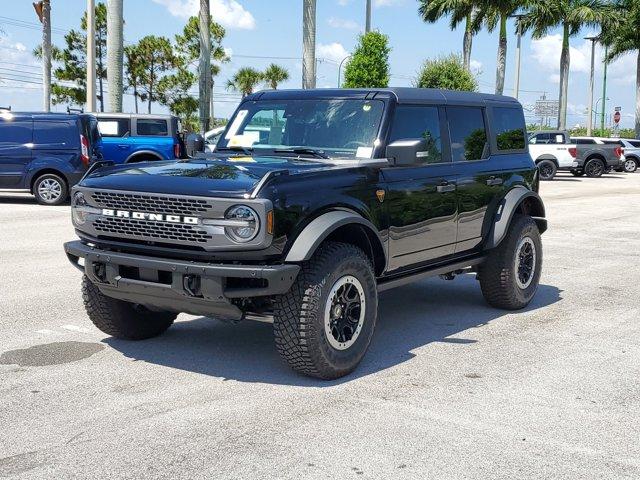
left=105, top=275, right=562, bottom=386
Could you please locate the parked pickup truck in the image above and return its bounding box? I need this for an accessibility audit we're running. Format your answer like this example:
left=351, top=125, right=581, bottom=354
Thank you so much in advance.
left=64, top=88, right=546, bottom=379
left=528, top=130, right=578, bottom=180
left=570, top=137, right=626, bottom=177
left=96, top=113, right=184, bottom=164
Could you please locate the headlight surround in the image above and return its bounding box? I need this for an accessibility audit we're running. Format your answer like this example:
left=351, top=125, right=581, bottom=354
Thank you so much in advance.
left=224, top=205, right=260, bottom=243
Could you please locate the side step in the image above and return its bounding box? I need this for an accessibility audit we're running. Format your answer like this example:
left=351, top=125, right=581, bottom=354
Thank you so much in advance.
left=377, top=255, right=486, bottom=292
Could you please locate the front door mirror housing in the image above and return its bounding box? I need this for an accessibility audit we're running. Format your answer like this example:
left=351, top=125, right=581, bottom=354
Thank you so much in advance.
left=385, top=138, right=428, bottom=166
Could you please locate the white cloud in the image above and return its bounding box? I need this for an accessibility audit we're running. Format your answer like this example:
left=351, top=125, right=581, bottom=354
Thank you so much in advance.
left=152, top=0, right=255, bottom=29
left=374, top=0, right=404, bottom=6
left=317, top=42, right=349, bottom=63
left=470, top=59, right=483, bottom=75
left=328, top=17, right=359, bottom=30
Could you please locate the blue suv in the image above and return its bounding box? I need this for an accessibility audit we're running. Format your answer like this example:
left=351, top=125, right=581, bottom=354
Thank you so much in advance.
left=95, top=114, right=184, bottom=164
left=0, top=110, right=101, bottom=205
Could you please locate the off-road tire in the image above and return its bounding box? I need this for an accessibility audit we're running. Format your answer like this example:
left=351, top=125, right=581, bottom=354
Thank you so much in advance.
left=584, top=158, right=605, bottom=178
left=537, top=160, right=557, bottom=180
left=273, top=242, right=377, bottom=380
left=33, top=173, right=68, bottom=205
left=82, top=275, right=176, bottom=340
left=478, top=215, right=542, bottom=310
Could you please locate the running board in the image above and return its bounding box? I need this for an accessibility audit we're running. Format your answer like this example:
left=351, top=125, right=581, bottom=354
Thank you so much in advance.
left=377, top=255, right=486, bottom=292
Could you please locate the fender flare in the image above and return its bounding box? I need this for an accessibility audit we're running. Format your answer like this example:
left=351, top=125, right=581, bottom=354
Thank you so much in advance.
left=285, top=210, right=386, bottom=270
left=486, top=187, right=547, bottom=249
left=534, top=154, right=558, bottom=165
left=125, top=150, right=164, bottom=163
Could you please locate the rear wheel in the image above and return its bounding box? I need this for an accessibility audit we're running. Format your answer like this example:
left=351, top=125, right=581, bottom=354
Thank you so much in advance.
left=624, top=158, right=638, bottom=173
left=273, top=242, right=377, bottom=379
left=33, top=173, right=68, bottom=205
left=82, top=276, right=176, bottom=340
left=584, top=158, right=605, bottom=177
left=537, top=160, right=557, bottom=180
left=479, top=215, right=542, bottom=310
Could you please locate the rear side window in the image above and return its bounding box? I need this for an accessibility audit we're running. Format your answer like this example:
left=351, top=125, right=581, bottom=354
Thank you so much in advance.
left=493, top=107, right=526, bottom=151
left=98, top=118, right=130, bottom=138
left=573, top=138, right=595, bottom=145
left=33, top=121, right=78, bottom=147
left=389, top=106, right=443, bottom=164
left=136, top=119, right=168, bottom=136
left=0, top=120, right=32, bottom=144
left=447, top=106, right=489, bottom=161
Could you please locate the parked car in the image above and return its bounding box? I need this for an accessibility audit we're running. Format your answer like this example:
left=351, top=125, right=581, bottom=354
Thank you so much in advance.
left=65, top=88, right=546, bottom=379
left=618, top=139, right=640, bottom=173
left=0, top=110, right=101, bottom=205
left=528, top=130, right=578, bottom=180
left=96, top=113, right=184, bottom=163
left=570, top=136, right=625, bottom=177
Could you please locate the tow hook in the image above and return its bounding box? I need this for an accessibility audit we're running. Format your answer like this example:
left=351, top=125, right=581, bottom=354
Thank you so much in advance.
left=439, top=269, right=465, bottom=281
left=183, top=274, right=202, bottom=297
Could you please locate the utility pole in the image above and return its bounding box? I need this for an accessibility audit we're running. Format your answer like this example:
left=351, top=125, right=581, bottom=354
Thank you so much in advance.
left=585, top=36, right=597, bottom=136
left=86, top=0, right=97, bottom=112
left=512, top=15, right=524, bottom=99
left=302, top=0, right=316, bottom=89
left=365, top=0, right=372, bottom=33
left=107, top=0, right=124, bottom=112
left=199, top=0, right=211, bottom=134
left=600, top=45, right=608, bottom=132
left=34, top=0, right=52, bottom=112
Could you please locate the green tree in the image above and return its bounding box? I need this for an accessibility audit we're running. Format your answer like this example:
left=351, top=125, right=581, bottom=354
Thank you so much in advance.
left=124, top=45, right=145, bottom=113
left=415, top=53, right=478, bottom=91
left=174, top=16, right=227, bottom=70
left=226, top=67, right=264, bottom=97
left=263, top=64, right=290, bottom=89
left=33, top=3, right=107, bottom=110
left=158, top=67, right=198, bottom=130
left=418, top=0, right=478, bottom=71
left=521, top=0, right=617, bottom=130
left=130, top=35, right=178, bottom=113
left=343, top=31, right=390, bottom=88
left=601, top=0, right=640, bottom=138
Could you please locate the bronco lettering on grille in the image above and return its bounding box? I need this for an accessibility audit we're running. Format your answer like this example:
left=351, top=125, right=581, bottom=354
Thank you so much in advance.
left=101, top=209, right=199, bottom=225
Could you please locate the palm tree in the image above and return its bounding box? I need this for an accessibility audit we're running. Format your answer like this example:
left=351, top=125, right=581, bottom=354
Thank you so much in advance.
left=226, top=67, right=264, bottom=98
left=302, top=0, right=316, bottom=88
left=263, top=64, right=290, bottom=89
left=600, top=0, right=639, bottom=138
left=473, top=1, right=522, bottom=95
left=522, top=0, right=616, bottom=130
left=418, top=0, right=478, bottom=72
left=106, top=0, right=124, bottom=112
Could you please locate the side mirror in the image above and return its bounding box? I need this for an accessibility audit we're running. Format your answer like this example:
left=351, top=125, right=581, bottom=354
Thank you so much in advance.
left=386, top=138, right=428, bottom=166
left=185, top=133, right=205, bottom=157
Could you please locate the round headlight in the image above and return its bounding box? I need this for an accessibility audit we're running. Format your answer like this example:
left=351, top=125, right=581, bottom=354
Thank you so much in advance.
left=73, top=191, right=87, bottom=206
left=71, top=192, right=88, bottom=225
left=224, top=205, right=259, bottom=242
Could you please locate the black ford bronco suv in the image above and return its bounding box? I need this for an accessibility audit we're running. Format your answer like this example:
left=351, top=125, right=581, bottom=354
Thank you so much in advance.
left=64, top=88, right=547, bottom=379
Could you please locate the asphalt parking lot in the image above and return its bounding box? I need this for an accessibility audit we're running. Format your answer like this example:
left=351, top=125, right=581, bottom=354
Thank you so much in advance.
left=1, top=172, right=639, bottom=479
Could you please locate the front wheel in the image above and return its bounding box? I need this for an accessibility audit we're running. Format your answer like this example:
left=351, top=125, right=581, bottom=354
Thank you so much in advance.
left=33, top=173, right=68, bottom=205
left=478, top=215, right=542, bottom=310
left=584, top=158, right=605, bottom=177
left=624, top=158, right=638, bottom=173
left=537, top=160, right=557, bottom=181
left=273, top=242, right=378, bottom=379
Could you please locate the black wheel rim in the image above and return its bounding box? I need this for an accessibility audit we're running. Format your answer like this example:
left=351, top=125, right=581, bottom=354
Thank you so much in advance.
left=539, top=163, right=554, bottom=179
left=586, top=161, right=603, bottom=176
left=514, top=237, right=536, bottom=289
left=324, top=276, right=365, bottom=350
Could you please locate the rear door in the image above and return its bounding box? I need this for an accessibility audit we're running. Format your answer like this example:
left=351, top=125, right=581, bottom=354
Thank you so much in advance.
left=383, top=104, right=458, bottom=271
left=0, top=116, right=33, bottom=188
left=134, top=117, right=173, bottom=159
left=97, top=117, right=131, bottom=163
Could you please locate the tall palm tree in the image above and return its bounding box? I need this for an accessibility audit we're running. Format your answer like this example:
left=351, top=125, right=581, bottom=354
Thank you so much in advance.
left=473, top=1, right=522, bottom=95
left=418, top=0, right=478, bottom=72
left=601, top=0, right=639, bottom=138
left=263, top=64, right=290, bottom=89
left=226, top=67, right=263, bottom=98
left=522, top=0, right=616, bottom=130
left=302, top=0, right=316, bottom=88
left=106, top=0, right=124, bottom=112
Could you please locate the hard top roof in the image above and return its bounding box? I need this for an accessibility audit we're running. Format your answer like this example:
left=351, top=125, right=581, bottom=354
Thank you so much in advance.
left=94, top=112, right=177, bottom=120
left=0, top=111, right=88, bottom=121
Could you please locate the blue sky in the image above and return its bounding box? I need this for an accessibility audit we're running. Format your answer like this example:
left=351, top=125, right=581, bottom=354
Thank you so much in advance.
left=0, top=0, right=637, bottom=128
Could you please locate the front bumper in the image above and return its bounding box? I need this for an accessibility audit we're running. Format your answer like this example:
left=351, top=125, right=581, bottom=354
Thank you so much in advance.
left=64, top=241, right=300, bottom=321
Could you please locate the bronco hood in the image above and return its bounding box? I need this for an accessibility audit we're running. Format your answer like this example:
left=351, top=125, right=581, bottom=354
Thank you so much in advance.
left=80, top=156, right=340, bottom=198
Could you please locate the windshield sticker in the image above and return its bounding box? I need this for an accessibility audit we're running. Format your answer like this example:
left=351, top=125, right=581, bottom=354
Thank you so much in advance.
left=225, top=109, right=248, bottom=140
left=228, top=134, right=257, bottom=148
left=226, top=156, right=256, bottom=163
left=356, top=147, right=373, bottom=158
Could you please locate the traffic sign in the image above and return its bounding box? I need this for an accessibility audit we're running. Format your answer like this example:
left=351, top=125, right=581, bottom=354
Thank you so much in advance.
left=614, top=111, right=621, bottom=124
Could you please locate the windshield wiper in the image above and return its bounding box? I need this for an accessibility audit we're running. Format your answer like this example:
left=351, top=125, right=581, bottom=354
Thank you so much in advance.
left=217, top=146, right=254, bottom=155
left=273, top=148, right=330, bottom=159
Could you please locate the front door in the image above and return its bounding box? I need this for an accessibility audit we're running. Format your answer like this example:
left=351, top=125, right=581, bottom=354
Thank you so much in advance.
left=0, top=117, right=33, bottom=188
left=382, top=105, right=457, bottom=272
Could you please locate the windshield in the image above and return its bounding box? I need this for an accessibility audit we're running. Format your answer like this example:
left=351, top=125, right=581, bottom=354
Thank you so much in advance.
left=217, top=99, right=385, bottom=159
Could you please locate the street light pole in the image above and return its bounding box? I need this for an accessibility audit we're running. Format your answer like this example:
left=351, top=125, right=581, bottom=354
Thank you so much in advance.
left=585, top=36, right=597, bottom=136
left=199, top=0, right=211, bottom=133
left=365, top=0, right=371, bottom=33
left=600, top=45, right=608, bottom=132
left=337, top=55, right=351, bottom=87
left=512, top=15, right=524, bottom=99
left=86, top=0, right=96, bottom=113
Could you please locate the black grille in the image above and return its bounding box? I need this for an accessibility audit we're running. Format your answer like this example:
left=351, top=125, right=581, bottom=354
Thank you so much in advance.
left=94, top=217, right=212, bottom=244
left=91, top=191, right=213, bottom=216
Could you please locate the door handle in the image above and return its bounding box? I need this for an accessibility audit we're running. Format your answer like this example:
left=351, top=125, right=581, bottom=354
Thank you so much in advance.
left=486, top=176, right=503, bottom=186
left=436, top=183, right=456, bottom=193
left=117, top=145, right=129, bottom=149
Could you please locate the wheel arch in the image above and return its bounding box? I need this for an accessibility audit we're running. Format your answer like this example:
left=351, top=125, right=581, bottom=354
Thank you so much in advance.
left=29, top=167, right=68, bottom=192
left=284, top=210, right=387, bottom=276
left=535, top=154, right=559, bottom=166
left=124, top=150, right=164, bottom=163
left=485, top=187, right=547, bottom=250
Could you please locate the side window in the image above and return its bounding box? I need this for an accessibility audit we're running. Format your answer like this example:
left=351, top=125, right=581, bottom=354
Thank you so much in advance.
left=630, top=140, right=640, bottom=148
left=33, top=121, right=77, bottom=147
left=136, top=119, right=168, bottom=136
left=550, top=133, right=566, bottom=144
left=493, top=107, right=526, bottom=151
left=388, top=106, right=443, bottom=164
left=447, top=106, right=489, bottom=162
left=98, top=118, right=130, bottom=138
left=0, top=120, right=32, bottom=145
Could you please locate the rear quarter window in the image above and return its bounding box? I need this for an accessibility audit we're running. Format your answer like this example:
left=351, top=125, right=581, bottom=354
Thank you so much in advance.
left=136, top=119, right=169, bottom=136
left=33, top=121, right=78, bottom=148
left=493, top=107, right=526, bottom=151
